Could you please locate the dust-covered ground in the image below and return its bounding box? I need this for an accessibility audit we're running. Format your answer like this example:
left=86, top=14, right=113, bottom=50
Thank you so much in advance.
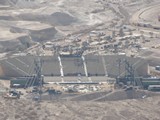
left=0, top=80, right=160, bottom=120
left=0, top=95, right=160, bottom=120
left=0, top=0, right=158, bottom=53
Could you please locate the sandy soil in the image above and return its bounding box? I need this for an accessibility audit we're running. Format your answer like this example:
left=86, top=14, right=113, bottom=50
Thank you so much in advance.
left=0, top=95, right=159, bottom=120
left=0, top=80, right=159, bottom=120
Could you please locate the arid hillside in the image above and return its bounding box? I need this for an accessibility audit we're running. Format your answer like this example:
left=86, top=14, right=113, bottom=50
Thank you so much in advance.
left=0, top=95, right=159, bottom=120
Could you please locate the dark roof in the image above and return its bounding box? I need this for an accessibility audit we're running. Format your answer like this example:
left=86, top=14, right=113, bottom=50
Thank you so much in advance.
left=103, top=55, right=148, bottom=77
left=61, top=56, right=85, bottom=76
left=41, top=56, right=60, bottom=76
left=85, top=55, right=105, bottom=76
left=0, top=55, right=148, bottom=78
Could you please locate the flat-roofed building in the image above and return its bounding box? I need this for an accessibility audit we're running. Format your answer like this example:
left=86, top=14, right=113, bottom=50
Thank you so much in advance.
left=61, top=56, right=85, bottom=76
left=85, top=55, right=105, bottom=76
left=0, top=55, right=149, bottom=79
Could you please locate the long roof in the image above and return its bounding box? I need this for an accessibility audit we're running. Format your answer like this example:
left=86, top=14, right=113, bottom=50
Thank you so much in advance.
left=0, top=55, right=148, bottom=78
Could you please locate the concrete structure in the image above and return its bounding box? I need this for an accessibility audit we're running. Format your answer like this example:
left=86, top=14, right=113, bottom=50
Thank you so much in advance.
left=0, top=55, right=149, bottom=81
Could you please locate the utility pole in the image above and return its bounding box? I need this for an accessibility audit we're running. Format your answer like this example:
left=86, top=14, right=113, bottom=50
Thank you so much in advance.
left=116, top=58, right=122, bottom=84
left=34, top=57, right=43, bottom=101
left=124, top=60, right=135, bottom=86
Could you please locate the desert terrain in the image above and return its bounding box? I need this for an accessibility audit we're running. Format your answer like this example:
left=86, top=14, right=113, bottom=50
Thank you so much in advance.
left=0, top=0, right=159, bottom=55
left=0, top=95, right=160, bottom=120
left=0, top=0, right=160, bottom=120
left=0, top=80, right=160, bottom=120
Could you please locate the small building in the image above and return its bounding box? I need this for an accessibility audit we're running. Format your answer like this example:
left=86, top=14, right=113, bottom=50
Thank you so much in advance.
left=10, top=76, right=38, bottom=88
left=10, top=77, right=29, bottom=88
left=44, top=41, right=53, bottom=50
left=155, top=66, right=160, bottom=71
left=141, top=77, right=160, bottom=89
left=148, top=85, right=160, bottom=91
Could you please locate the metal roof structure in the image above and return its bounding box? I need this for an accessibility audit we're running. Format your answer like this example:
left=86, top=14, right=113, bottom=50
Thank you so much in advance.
left=0, top=55, right=149, bottom=78
left=103, top=55, right=148, bottom=77
left=61, top=56, right=85, bottom=76
left=85, top=55, right=105, bottom=76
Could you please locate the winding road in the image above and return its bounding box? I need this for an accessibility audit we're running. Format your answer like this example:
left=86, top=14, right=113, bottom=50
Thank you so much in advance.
left=130, top=2, right=160, bottom=29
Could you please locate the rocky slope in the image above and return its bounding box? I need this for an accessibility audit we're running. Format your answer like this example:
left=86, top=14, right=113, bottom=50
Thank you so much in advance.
left=0, top=95, right=160, bottom=120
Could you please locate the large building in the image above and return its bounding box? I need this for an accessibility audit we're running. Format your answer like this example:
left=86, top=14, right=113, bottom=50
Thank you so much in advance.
left=0, top=55, right=149, bottom=83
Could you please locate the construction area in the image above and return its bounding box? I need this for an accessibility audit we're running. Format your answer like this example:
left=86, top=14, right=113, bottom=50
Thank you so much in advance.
left=0, top=0, right=160, bottom=120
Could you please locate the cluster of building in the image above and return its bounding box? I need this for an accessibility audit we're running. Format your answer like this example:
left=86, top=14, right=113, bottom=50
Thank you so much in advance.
left=40, top=26, right=145, bottom=59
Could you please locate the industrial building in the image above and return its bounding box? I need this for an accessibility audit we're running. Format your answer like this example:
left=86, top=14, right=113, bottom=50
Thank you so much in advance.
left=0, top=55, right=148, bottom=86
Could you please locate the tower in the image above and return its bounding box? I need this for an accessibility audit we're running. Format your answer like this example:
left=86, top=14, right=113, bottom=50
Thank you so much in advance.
left=34, top=57, right=43, bottom=87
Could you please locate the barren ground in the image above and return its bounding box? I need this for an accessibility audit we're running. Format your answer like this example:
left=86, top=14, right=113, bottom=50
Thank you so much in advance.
left=0, top=96, right=160, bottom=120
left=0, top=0, right=160, bottom=119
